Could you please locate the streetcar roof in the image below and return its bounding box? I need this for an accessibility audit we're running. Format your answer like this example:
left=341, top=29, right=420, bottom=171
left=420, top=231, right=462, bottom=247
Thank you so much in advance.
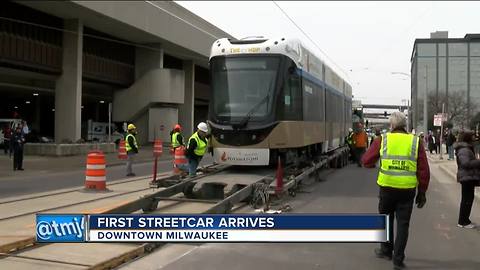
left=210, top=37, right=352, bottom=97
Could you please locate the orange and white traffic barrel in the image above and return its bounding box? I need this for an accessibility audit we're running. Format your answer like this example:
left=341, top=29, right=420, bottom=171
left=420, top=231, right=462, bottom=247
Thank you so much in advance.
left=85, top=150, right=106, bottom=190
left=153, top=139, right=163, bottom=157
left=118, top=139, right=127, bottom=160
left=173, top=146, right=187, bottom=174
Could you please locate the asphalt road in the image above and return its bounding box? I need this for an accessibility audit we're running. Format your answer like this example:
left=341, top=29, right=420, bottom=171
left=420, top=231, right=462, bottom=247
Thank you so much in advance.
left=0, top=156, right=214, bottom=198
left=128, top=163, right=480, bottom=270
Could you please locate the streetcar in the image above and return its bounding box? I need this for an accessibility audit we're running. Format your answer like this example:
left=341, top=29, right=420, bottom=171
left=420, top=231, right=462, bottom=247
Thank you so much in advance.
left=207, top=37, right=352, bottom=166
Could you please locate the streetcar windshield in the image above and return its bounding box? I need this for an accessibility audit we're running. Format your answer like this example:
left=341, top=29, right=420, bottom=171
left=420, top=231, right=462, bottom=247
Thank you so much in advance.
left=210, top=56, right=280, bottom=121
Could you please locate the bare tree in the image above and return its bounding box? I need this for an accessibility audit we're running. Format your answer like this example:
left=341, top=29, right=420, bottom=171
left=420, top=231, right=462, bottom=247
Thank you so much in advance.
left=427, top=91, right=472, bottom=130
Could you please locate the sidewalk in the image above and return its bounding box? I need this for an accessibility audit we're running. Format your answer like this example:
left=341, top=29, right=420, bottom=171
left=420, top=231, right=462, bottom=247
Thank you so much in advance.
left=427, top=151, right=480, bottom=201
left=426, top=151, right=457, bottom=178
left=0, top=146, right=172, bottom=178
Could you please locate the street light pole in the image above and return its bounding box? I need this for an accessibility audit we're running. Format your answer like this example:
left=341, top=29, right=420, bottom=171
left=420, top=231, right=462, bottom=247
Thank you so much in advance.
left=391, top=72, right=412, bottom=132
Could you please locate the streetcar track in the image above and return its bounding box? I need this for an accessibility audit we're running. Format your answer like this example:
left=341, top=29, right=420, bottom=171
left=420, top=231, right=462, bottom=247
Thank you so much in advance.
left=0, top=173, right=170, bottom=205
left=0, top=151, right=348, bottom=270
left=0, top=186, right=152, bottom=221
left=0, top=165, right=263, bottom=269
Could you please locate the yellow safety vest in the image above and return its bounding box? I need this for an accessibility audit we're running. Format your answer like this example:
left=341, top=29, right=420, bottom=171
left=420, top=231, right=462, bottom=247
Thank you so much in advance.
left=188, top=132, right=207, bottom=156
left=377, top=133, right=419, bottom=189
left=171, top=132, right=181, bottom=148
left=125, top=134, right=138, bottom=152
left=347, top=132, right=354, bottom=145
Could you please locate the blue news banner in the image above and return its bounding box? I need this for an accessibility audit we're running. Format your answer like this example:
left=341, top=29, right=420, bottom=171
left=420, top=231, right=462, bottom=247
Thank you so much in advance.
left=36, top=214, right=388, bottom=243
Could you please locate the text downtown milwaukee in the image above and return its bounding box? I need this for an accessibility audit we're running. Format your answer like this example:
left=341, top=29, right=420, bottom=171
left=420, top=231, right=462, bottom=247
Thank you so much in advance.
left=37, top=214, right=389, bottom=243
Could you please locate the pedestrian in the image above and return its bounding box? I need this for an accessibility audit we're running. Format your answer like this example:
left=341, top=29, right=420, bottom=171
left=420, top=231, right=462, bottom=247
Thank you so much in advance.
left=3, top=124, right=12, bottom=156
left=12, top=125, right=26, bottom=171
left=178, top=122, right=209, bottom=177
left=427, top=130, right=436, bottom=154
left=362, top=112, right=430, bottom=270
left=125, top=124, right=138, bottom=177
left=352, top=123, right=368, bottom=167
left=446, top=129, right=456, bottom=160
left=170, top=124, right=184, bottom=152
left=453, top=130, right=480, bottom=229
left=435, top=129, right=441, bottom=154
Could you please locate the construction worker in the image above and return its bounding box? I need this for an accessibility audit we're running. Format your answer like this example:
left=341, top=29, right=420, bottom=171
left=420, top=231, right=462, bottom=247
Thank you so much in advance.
left=352, top=123, right=368, bottom=167
left=12, top=125, right=25, bottom=171
left=170, top=124, right=184, bottom=151
left=346, top=128, right=354, bottom=162
left=178, top=122, right=209, bottom=177
left=362, top=112, right=430, bottom=270
left=125, top=123, right=138, bottom=177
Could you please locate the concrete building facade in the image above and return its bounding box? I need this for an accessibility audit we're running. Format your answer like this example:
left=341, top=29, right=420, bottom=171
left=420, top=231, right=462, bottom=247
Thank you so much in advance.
left=0, top=1, right=233, bottom=146
left=411, top=31, right=480, bottom=132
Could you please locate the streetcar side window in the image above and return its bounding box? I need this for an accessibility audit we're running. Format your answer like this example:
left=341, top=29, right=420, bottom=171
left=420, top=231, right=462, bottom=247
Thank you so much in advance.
left=282, top=66, right=302, bottom=120
left=303, top=78, right=323, bottom=122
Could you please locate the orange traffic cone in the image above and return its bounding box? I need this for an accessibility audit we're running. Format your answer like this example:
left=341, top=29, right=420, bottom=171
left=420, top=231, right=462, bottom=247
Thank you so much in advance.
left=173, top=146, right=187, bottom=174
left=85, top=150, right=106, bottom=190
left=118, top=139, right=127, bottom=160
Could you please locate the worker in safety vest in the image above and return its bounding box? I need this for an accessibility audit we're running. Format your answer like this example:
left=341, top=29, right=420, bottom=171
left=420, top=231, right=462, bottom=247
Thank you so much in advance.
left=170, top=124, right=184, bottom=151
left=125, top=123, right=138, bottom=177
left=362, top=112, right=430, bottom=270
left=346, top=128, right=354, bottom=162
left=177, top=122, right=209, bottom=177
left=352, top=123, right=368, bottom=167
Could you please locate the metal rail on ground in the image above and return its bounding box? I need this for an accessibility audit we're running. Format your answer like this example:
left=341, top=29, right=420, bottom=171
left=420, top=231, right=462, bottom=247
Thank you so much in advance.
left=0, top=146, right=350, bottom=269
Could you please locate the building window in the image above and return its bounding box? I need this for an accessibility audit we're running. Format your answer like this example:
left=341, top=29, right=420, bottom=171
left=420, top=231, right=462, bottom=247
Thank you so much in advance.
left=448, top=43, right=468, bottom=57
left=470, top=43, right=480, bottom=57
left=438, top=57, right=447, bottom=97
left=438, top=43, right=446, bottom=57
left=470, top=57, right=480, bottom=119
left=417, top=43, right=436, bottom=57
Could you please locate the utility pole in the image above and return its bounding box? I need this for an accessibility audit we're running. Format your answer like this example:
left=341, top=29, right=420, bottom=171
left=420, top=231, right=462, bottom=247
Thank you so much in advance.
left=423, top=66, right=428, bottom=134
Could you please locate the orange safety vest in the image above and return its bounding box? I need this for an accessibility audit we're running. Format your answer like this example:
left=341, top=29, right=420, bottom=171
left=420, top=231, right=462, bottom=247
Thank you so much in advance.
left=352, top=131, right=368, bottom=148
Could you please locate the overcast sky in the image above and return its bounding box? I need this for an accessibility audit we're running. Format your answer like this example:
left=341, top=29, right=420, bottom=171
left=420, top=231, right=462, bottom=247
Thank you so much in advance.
left=176, top=1, right=480, bottom=105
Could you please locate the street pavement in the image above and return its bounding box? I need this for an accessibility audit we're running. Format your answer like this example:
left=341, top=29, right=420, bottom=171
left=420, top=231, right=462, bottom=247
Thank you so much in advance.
left=0, top=148, right=214, bottom=198
left=131, top=162, right=480, bottom=270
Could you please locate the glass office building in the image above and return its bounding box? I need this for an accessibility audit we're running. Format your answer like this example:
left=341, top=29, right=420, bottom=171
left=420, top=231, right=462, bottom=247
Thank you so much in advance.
left=411, top=31, right=480, bottom=132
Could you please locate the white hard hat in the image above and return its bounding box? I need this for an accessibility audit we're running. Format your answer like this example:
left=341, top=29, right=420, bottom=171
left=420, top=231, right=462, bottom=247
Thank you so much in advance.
left=197, top=122, right=208, bottom=133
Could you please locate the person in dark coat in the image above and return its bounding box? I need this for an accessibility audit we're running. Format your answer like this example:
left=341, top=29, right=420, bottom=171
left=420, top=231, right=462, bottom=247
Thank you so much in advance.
left=453, top=130, right=480, bottom=229
left=427, top=130, right=437, bottom=154
left=3, top=124, right=12, bottom=156
left=12, top=125, right=25, bottom=171
left=435, top=129, right=441, bottom=154
left=446, top=129, right=456, bottom=160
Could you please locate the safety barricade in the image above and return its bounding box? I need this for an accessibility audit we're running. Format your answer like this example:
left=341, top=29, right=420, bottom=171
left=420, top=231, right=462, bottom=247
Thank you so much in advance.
left=173, top=146, right=187, bottom=174
left=85, top=150, right=106, bottom=190
left=118, top=139, right=127, bottom=160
